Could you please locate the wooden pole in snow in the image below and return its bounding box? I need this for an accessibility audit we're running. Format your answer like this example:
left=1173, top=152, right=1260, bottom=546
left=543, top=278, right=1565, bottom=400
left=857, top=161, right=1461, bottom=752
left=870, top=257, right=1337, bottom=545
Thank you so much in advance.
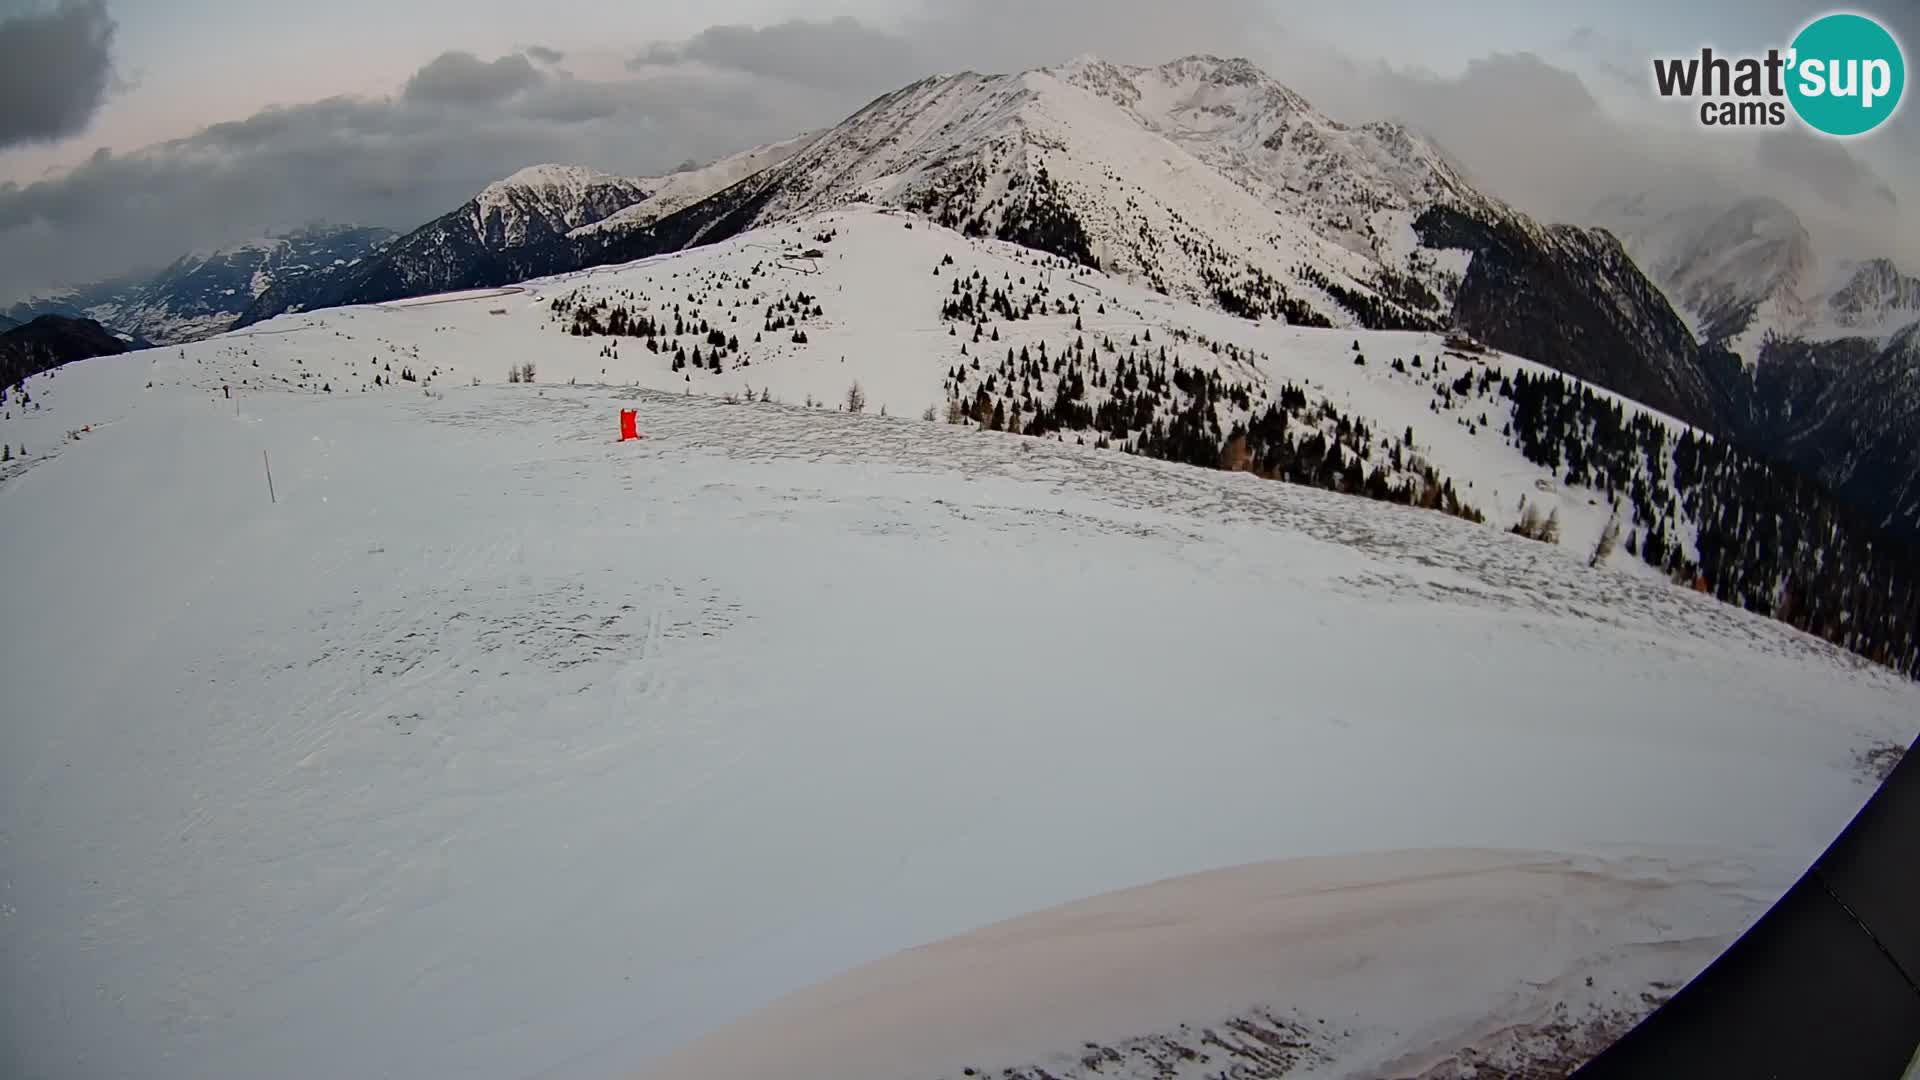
left=263, top=450, right=276, bottom=504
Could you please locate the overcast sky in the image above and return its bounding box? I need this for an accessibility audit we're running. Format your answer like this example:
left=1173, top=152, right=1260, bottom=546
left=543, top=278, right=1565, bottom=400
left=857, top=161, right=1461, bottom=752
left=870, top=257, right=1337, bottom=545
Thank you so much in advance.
left=0, top=0, right=1913, bottom=298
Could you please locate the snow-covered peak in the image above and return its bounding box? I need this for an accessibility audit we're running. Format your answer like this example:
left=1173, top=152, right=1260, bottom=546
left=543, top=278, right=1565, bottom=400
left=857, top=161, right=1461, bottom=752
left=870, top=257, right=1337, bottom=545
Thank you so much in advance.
left=1592, top=190, right=1920, bottom=358
left=1052, top=54, right=1313, bottom=130
left=651, top=52, right=1546, bottom=336
left=1048, top=54, right=1139, bottom=103
left=1593, top=193, right=1814, bottom=353
left=469, top=164, right=653, bottom=246
left=479, top=163, right=621, bottom=204
left=1827, top=257, right=1920, bottom=333
left=1046, top=53, right=1487, bottom=223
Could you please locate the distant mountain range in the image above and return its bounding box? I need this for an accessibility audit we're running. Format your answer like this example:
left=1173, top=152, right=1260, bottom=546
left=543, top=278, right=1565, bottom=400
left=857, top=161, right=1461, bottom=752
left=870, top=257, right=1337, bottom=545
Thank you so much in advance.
left=1592, top=192, right=1920, bottom=538
left=4, top=225, right=397, bottom=346
left=9, top=53, right=1919, bottom=538
left=235, top=138, right=818, bottom=326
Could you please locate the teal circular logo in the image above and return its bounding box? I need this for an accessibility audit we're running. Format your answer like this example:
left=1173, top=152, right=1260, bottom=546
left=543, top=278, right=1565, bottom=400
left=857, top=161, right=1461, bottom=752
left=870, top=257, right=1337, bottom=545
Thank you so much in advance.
left=1787, top=13, right=1905, bottom=136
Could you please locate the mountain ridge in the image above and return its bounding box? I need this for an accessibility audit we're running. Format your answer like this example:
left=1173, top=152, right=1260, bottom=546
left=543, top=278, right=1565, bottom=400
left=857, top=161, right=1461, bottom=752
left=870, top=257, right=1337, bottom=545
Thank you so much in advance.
left=5, top=225, right=396, bottom=346
left=576, top=54, right=1720, bottom=431
left=220, top=53, right=1715, bottom=442
left=1, top=314, right=133, bottom=391
left=1590, top=191, right=1920, bottom=539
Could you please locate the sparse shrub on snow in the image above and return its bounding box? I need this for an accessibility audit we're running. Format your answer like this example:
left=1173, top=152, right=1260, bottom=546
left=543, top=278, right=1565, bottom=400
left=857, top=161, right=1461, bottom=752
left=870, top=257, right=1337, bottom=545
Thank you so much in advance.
left=1589, top=512, right=1622, bottom=567
left=1509, top=499, right=1561, bottom=545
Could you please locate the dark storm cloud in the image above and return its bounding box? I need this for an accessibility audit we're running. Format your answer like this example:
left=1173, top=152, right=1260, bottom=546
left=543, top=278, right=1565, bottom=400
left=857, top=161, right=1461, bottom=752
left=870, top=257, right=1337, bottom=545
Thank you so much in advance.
left=1342, top=51, right=1665, bottom=220
left=525, top=45, right=564, bottom=65
left=632, top=15, right=922, bottom=91
left=516, top=77, right=627, bottom=124
left=1336, top=39, right=1910, bottom=263
left=900, top=0, right=1275, bottom=75
left=403, top=50, right=542, bottom=104
left=628, top=3, right=1275, bottom=94
left=0, top=0, right=117, bottom=149
left=0, top=48, right=847, bottom=298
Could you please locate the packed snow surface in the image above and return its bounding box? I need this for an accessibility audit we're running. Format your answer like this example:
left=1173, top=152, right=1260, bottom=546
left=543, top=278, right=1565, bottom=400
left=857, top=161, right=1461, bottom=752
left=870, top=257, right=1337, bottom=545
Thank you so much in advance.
left=2, top=208, right=1915, bottom=1080
left=639, top=847, right=1795, bottom=1080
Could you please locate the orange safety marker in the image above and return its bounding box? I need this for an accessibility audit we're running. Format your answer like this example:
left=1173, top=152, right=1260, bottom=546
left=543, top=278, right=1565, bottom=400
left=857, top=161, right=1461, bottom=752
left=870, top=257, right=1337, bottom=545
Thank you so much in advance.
left=618, top=408, right=642, bottom=441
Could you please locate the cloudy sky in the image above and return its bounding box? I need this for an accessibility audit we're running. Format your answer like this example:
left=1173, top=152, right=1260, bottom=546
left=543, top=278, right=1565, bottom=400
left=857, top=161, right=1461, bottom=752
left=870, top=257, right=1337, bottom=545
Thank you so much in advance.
left=0, top=0, right=1913, bottom=299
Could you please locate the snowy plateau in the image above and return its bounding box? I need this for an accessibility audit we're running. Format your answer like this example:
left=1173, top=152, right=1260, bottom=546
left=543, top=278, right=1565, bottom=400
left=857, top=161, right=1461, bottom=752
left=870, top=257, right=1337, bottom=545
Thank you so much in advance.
left=1, top=204, right=1916, bottom=1080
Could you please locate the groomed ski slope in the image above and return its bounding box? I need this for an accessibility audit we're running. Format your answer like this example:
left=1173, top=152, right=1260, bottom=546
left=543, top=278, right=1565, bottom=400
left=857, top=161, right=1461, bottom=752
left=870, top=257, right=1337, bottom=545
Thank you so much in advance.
left=2, top=368, right=1915, bottom=1080
left=2, top=207, right=1916, bottom=1079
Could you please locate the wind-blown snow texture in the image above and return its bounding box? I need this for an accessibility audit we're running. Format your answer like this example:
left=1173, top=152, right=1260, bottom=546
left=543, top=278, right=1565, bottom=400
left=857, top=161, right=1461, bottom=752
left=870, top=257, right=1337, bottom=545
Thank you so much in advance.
left=3, top=207, right=1915, bottom=1080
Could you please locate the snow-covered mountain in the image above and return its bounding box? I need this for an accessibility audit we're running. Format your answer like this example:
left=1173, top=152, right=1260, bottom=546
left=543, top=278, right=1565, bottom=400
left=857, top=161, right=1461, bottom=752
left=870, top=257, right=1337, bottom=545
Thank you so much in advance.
left=1591, top=192, right=1920, bottom=357
left=603, top=55, right=1498, bottom=327
left=610, top=53, right=1483, bottom=319
left=239, top=167, right=654, bottom=321
left=569, top=134, right=821, bottom=241
left=224, top=55, right=1718, bottom=436
left=471, top=164, right=654, bottom=245
left=571, top=55, right=1721, bottom=432
left=4, top=225, right=396, bottom=345
left=1825, top=257, right=1920, bottom=337
left=1053, top=54, right=1501, bottom=233
left=1590, top=192, right=1920, bottom=539
left=1592, top=194, right=1815, bottom=356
